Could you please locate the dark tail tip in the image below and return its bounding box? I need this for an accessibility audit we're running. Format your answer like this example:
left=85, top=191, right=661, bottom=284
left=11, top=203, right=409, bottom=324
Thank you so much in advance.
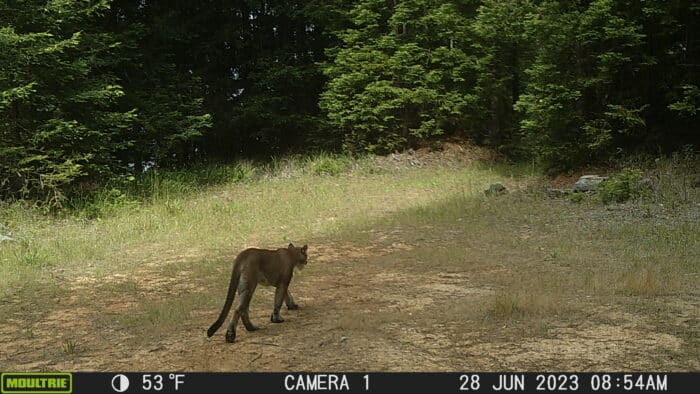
left=207, top=323, right=220, bottom=337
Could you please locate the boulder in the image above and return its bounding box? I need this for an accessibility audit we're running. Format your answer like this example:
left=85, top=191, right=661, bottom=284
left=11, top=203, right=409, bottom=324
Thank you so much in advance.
left=572, top=175, right=607, bottom=192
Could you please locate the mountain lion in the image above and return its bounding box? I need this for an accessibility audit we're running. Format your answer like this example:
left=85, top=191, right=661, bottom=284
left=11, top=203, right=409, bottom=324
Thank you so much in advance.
left=207, top=243, right=308, bottom=343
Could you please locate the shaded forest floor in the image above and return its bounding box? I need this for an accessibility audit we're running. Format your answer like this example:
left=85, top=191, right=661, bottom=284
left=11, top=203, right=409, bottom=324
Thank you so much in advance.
left=1, top=145, right=698, bottom=371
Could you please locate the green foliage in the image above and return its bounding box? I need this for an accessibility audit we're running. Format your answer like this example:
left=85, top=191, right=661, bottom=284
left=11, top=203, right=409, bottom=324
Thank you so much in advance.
left=596, top=168, right=647, bottom=204
left=0, top=0, right=210, bottom=206
left=320, top=0, right=477, bottom=153
left=515, top=0, right=646, bottom=169
left=67, top=162, right=258, bottom=218
left=320, top=0, right=698, bottom=163
left=669, top=85, right=700, bottom=117
left=1, top=0, right=699, bottom=208
left=0, top=4, right=133, bottom=205
left=470, top=0, right=534, bottom=154
left=100, top=1, right=213, bottom=168
left=148, top=0, right=334, bottom=157
left=569, top=192, right=586, bottom=203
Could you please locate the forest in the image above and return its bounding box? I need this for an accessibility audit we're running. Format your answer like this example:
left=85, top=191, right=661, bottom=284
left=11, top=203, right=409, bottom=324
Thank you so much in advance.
left=1, top=0, right=698, bottom=204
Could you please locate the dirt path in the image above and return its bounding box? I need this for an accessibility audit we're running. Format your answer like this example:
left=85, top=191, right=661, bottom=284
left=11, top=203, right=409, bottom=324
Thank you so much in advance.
left=2, top=227, right=696, bottom=372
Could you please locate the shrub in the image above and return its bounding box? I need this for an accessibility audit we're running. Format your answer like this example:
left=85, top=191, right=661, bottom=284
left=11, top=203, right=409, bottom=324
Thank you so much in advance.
left=596, top=168, right=647, bottom=203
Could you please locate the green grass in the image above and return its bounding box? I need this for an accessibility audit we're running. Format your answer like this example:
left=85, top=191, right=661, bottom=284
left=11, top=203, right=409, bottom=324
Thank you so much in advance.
left=305, top=152, right=353, bottom=176
left=62, top=338, right=79, bottom=355
left=486, top=291, right=558, bottom=319
left=0, top=154, right=505, bottom=298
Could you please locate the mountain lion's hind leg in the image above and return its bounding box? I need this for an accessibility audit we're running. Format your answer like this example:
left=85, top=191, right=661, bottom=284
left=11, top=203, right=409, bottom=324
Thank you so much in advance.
left=285, top=290, right=299, bottom=310
left=241, top=310, right=259, bottom=332
left=227, top=282, right=257, bottom=342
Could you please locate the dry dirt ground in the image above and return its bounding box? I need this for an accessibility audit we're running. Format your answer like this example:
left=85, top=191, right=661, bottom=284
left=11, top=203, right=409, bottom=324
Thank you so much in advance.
left=1, top=227, right=697, bottom=372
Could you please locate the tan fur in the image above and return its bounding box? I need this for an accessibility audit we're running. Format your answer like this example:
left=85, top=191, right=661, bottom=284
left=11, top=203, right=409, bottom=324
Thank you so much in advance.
left=207, top=243, right=308, bottom=343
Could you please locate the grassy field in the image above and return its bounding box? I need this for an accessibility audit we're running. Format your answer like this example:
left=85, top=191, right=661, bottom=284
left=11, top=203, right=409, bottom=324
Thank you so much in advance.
left=0, top=147, right=698, bottom=371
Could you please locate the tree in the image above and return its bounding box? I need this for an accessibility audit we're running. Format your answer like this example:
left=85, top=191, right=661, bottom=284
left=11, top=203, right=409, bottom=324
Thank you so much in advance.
left=0, top=0, right=212, bottom=204
left=470, top=0, right=534, bottom=155
left=0, top=0, right=135, bottom=204
left=515, top=0, right=646, bottom=168
left=106, top=0, right=212, bottom=169
left=320, top=0, right=478, bottom=153
left=635, top=0, right=699, bottom=150
left=139, top=0, right=334, bottom=158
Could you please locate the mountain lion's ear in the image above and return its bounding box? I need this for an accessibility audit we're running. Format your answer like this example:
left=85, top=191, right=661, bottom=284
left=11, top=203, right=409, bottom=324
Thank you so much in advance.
left=288, top=243, right=294, bottom=249
left=301, top=244, right=308, bottom=253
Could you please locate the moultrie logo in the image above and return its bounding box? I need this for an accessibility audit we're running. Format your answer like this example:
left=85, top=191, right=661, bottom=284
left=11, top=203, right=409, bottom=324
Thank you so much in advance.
left=1, top=373, right=72, bottom=394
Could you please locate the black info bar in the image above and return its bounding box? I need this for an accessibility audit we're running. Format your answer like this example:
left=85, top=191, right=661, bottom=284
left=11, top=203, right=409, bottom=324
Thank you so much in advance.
left=1, top=372, right=697, bottom=394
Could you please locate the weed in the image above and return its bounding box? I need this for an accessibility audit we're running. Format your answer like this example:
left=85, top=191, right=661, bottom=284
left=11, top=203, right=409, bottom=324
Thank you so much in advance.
left=618, top=268, right=674, bottom=297
left=569, top=192, right=586, bottom=203
left=489, top=292, right=526, bottom=318
left=13, top=242, right=48, bottom=267
left=485, top=291, right=557, bottom=320
left=62, top=338, right=78, bottom=355
left=651, top=147, right=699, bottom=208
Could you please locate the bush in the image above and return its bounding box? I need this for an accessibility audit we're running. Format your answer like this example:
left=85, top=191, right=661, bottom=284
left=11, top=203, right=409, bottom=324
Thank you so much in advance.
left=596, top=168, right=647, bottom=204
left=569, top=192, right=586, bottom=203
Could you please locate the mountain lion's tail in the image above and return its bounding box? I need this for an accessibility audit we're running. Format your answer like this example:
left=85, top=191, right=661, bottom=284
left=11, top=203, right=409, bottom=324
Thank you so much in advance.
left=207, top=263, right=241, bottom=337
